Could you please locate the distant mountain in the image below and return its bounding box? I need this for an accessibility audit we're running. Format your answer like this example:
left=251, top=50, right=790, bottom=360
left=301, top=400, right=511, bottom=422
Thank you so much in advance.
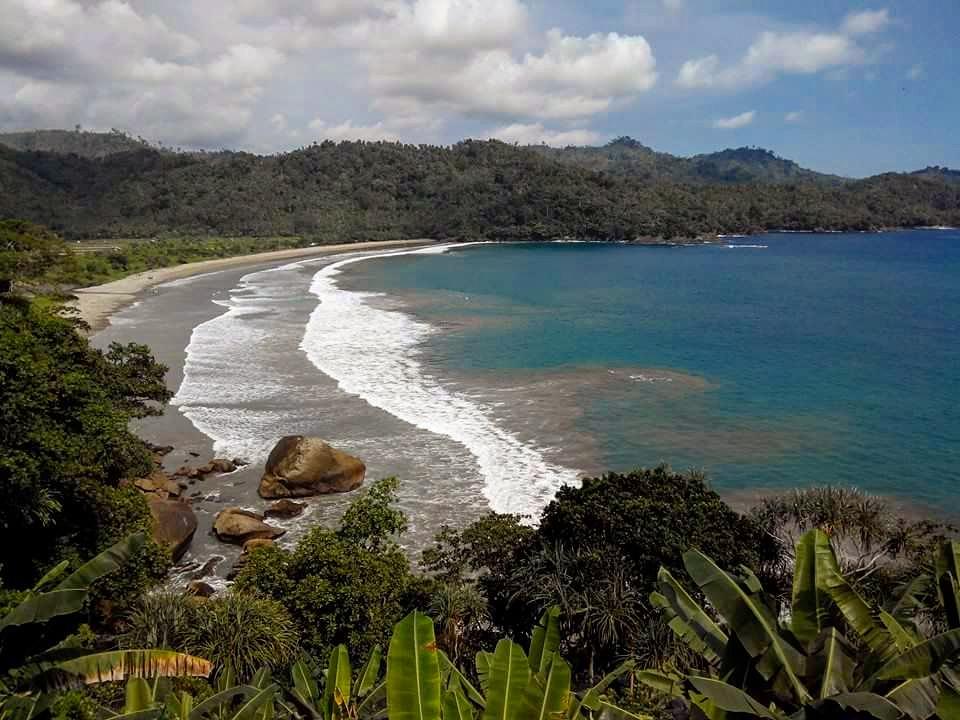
left=1, top=133, right=958, bottom=241
left=531, top=137, right=846, bottom=185
left=910, top=166, right=960, bottom=183
left=0, top=129, right=151, bottom=159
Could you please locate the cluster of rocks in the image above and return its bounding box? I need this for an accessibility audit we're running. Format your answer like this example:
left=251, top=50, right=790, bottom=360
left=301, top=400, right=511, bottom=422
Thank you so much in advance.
left=138, top=436, right=366, bottom=586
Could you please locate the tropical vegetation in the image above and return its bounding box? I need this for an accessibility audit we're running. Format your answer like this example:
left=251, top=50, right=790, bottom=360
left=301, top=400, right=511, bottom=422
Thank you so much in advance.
left=2, top=133, right=959, bottom=243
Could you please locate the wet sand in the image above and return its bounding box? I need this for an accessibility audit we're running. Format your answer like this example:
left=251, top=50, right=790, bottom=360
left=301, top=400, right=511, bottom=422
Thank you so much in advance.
left=74, top=239, right=435, bottom=332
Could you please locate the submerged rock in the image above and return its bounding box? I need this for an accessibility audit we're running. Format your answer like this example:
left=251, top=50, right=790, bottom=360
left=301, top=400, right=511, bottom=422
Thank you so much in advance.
left=259, top=436, right=365, bottom=499
left=213, top=508, right=285, bottom=544
left=264, top=499, right=306, bottom=519
left=147, top=496, right=197, bottom=562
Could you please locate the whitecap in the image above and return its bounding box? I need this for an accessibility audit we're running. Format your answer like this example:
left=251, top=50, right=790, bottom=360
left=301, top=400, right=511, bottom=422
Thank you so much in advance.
left=300, top=244, right=581, bottom=516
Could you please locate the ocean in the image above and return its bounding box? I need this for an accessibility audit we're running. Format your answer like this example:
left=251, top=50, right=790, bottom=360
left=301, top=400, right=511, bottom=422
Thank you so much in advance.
left=118, top=230, right=959, bottom=575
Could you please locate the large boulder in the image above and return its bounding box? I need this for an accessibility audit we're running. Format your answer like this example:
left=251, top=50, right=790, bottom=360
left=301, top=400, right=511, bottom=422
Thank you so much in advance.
left=213, top=508, right=285, bottom=545
left=147, top=496, right=197, bottom=562
left=259, top=436, right=365, bottom=499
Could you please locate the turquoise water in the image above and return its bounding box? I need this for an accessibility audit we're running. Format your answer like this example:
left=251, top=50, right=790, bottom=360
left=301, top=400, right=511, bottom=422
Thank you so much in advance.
left=350, top=232, right=959, bottom=508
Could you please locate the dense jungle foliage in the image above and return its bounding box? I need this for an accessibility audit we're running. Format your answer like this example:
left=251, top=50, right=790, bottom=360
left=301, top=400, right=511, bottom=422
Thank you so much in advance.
left=2, top=134, right=959, bottom=241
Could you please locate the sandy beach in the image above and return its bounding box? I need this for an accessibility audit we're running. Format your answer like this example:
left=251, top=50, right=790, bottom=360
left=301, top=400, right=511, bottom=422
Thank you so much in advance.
left=72, top=238, right=436, bottom=332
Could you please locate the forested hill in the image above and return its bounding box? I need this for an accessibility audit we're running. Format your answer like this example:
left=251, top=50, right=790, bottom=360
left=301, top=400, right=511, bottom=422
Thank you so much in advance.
left=530, top=137, right=846, bottom=185
left=0, top=129, right=151, bottom=159
left=1, top=136, right=958, bottom=240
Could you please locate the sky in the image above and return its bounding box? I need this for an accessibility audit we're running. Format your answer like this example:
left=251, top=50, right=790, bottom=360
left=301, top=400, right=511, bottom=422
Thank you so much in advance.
left=0, top=0, right=956, bottom=177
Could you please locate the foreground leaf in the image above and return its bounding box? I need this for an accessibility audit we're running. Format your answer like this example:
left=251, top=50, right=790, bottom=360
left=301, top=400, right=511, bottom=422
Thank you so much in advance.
left=387, top=611, right=441, bottom=720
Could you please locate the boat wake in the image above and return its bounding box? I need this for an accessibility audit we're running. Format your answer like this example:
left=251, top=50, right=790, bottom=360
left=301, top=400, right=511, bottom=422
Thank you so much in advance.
left=300, top=245, right=581, bottom=516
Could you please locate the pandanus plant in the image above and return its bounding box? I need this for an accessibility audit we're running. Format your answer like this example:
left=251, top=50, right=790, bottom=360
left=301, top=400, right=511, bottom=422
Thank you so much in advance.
left=0, top=534, right=212, bottom=720
left=640, top=530, right=960, bottom=719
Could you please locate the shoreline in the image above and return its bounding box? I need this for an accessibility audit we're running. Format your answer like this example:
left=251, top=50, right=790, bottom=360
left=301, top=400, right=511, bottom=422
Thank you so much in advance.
left=71, top=238, right=436, bottom=332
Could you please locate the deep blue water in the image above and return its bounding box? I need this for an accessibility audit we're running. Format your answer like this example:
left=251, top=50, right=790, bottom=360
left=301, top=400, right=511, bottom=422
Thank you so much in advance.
left=353, top=231, right=960, bottom=508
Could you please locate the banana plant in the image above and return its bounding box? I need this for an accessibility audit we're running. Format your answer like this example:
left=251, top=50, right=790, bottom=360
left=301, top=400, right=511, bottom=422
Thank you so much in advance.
left=385, top=608, right=646, bottom=720
left=640, top=529, right=960, bottom=720
left=288, top=644, right=384, bottom=720
left=0, top=535, right=212, bottom=720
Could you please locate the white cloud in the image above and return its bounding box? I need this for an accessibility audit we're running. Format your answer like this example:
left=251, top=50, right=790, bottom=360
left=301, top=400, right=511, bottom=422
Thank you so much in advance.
left=907, top=63, right=923, bottom=80
left=483, top=122, right=602, bottom=146
left=0, top=0, right=657, bottom=148
left=677, top=9, right=890, bottom=91
left=369, top=28, right=657, bottom=123
left=713, top=110, right=755, bottom=129
left=843, top=9, right=890, bottom=36
left=308, top=119, right=400, bottom=142
left=784, top=110, right=803, bottom=123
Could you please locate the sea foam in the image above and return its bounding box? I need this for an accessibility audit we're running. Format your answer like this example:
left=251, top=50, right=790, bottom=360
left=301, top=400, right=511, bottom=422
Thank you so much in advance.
left=300, top=245, right=581, bottom=516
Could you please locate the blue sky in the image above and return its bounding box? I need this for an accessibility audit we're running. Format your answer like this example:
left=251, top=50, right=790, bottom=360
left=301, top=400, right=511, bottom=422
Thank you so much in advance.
left=0, top=0, right=956, bottom=177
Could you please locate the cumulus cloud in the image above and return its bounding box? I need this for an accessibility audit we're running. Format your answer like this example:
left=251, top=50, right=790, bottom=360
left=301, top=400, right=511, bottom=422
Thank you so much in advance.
left=308, top=119, right=400, bottom=142
left=784, top=110, right=803, bottom=123
left=366, top=26, right=657, bottom=123
left=483, top=122, right=602, bottom=146
left=713, top=110, right=755, bottom=129
left=0, top=0, right=655, bottom=149
left=677, top=8, right=890, bottom=91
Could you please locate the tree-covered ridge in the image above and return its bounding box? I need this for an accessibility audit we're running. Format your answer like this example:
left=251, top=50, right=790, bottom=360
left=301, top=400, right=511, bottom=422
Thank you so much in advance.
left=1, top=139, right=959, bottom=241
left=531, top=138, right=847, bottom=185
left=0, top=129, right=152, bottom=159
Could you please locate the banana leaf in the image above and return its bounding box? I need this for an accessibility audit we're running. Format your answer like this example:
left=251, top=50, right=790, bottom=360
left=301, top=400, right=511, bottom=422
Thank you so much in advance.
left=357, top=646, right=383, bottom=698
left=30, top=562, right=69, bottom=592
left=883, top=678, right=938, bottom=720
left=50, top=650, right=212, bottom=686
left=812, top=538, right=896, bottom=662
left=790, top=531, right=831, bottom=646
left=872, top=628, right=960, bottom=682
left=190, top=686, right=258, bottom=720
left=937, top=686, right=960, bottom=718
left=634, top=671, right=682, bottom=698
left=814, top=692, right=902, bottom=720
left=878, top=611, right=918, bottom=653
left=480, top=640, right=529, bottom=720
left=56, top=534, right=146, bottom=590
left=476, top=653, right=495, bottom=693
left=321, top=646, right=351, bottom=720
left=528, top=607, right=561, bottom=675
left=682, top=549, right=810, bottom=704
left=1, top=535, right=146, bottom=632
left=652, top=567, right=727, bottom=666
left=438, top=651, right=485, bottom=708
left=815, top=628, right=855, bottom=700
left=124, top=678, right=155, bottom=713
left=387, top=611, right=442, bottom=720
left=227, top=685, right=278, bottom=720
left=685, top=677, right=779, bottom=719
left=886, top=575, right=932, bottom=621
left=595, top=701, right=652, bottom=720
left=291, top=657, right=319, bottom=710
left=573, top=660, right=634, bottom=715
left=356, top=681, right=386, bottom=718
left=519, top=653, right=570, bottom=720
left=443, top=690, right=474, bottom=720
